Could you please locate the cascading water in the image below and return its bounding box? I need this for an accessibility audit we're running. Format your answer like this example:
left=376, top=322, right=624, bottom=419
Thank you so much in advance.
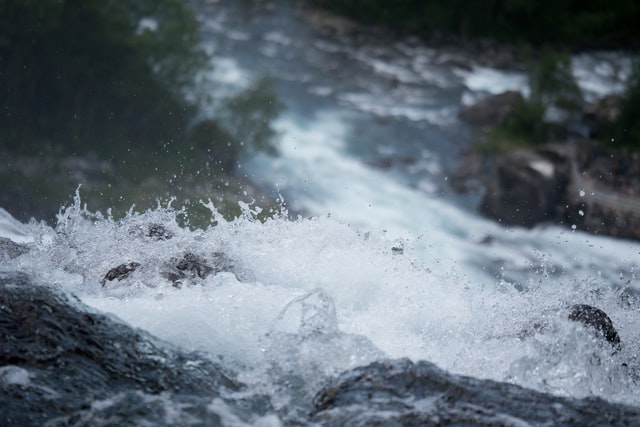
left=2, top=0, right=639, bottom=424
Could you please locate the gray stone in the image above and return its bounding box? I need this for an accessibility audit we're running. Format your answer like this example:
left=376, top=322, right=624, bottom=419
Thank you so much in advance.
left=477, top=140, right=640, bottom=239
left=161, top=251, right=234, bottom=286
left=0, top=237, right=29, bottom=260
left=480, top=146, right=570, bottom=227
left=311, top=358, right=640, bottom=426
left=101, top=261, right=141, bottom=286
left=0, top=272, right=270, bottom=427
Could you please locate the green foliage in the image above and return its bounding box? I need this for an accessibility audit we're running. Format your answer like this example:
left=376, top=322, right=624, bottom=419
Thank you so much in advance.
left=529, top=50, right=583, bottom=111
left=0, top=0, right=204, bottom=155
left=475, top=99, right=546, bottom=153
left=612, top=61, right=640, bottom=149
left=219, top=76, right=286, bottom=157
left=0, top=0, right=286, bottom=223
left=312, top=0, right=640, bottom=49
left=475, top=50, right=583, bottom=152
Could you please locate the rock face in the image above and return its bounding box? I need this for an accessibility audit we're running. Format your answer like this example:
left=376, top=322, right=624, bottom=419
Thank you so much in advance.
left=311, top=358, right=640, bottom=426
left=2, top=271, right=640, bottom=425
left=481, top=145, right=570, bottom=227
left=0, top=237, right=29, bottom=260
left=479, top=140, right=640, bottom=239
left=0, top=272, right=270, bottom=426
left=457, top=90, right=640, bottom=240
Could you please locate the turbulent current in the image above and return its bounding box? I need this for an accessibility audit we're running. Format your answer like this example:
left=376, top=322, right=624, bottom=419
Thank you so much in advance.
left=2, top=1, right=640, bottom=424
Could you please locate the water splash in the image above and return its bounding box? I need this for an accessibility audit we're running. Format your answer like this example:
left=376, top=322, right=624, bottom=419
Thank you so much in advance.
left=2, top=193, right=639, bottom=407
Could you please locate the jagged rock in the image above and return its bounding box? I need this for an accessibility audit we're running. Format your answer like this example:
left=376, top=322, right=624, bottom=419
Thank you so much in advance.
left=584, top=95, right=621, bottom=138
left=101, top=261, right=141, bottom=286
left=311, top=358, right=640, bottom=426
left=569, top=304, right=621, bottom=349
left=458, top=91, right=524, bottom=128
left=476, top=140, right=640, bottom=239
left=0, top=272, right=271, bottom=426
left=146, top=223, right=174, bottom=241
left=161, top=251, right=234, bottom=286
left=0, top=237, right=29, bottom=260
left=480, top=145, right=571, bottom=227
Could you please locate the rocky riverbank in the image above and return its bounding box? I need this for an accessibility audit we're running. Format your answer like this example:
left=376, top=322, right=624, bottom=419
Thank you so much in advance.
left=454, top=89, right=640, bottom=241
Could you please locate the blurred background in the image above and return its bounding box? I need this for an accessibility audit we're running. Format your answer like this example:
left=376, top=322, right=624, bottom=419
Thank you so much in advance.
left=1, top=0, right=639, bottom=237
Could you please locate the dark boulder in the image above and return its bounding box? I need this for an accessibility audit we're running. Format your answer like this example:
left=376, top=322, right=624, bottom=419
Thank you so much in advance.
left=311, top=358, right=640, bottom=426
left=0, top=272, right=270, bottom=426
left=569, top=304, right=621, bottom=349
left=161, top=251, right=235, bottom=286
left=146, top=223, right=174, bottom=241
left=480, top=145, right=571, bottom=227
left=477, top=140, right=640, bottom=239
left=584, top=95, right=621, bottom=139
left=101, top=261, right=141, bottom=286
left=458, top=91, right=524, bottom=128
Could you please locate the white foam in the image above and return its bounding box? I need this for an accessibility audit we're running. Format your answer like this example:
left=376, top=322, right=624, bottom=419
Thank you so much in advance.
left=6, top=175, right=637, bottom=407
left=0, top=207, right=35, bottom=243
left=457, top=66, right=529, bottom=97
left=572, top=53, right=633, bottom=102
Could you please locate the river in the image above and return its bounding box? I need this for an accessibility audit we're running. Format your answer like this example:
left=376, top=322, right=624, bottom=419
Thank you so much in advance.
left=1, top=0, right=639, bottom=422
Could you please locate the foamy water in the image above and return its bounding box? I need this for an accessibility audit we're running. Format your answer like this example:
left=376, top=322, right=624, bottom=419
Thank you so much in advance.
left=2, top=189, right=639, bottom=407
left=2, top=2, right=638, bottom=418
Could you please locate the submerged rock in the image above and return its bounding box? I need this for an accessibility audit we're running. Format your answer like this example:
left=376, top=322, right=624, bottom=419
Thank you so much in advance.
left=569, top=304, right=621, bottom=349
left=101, top=261, right=141, bottom=286
left=161, top=251, right=235, bottom=286
left=0, top=272, right=271, bottom=426
left=311, top=358, right=640, bottom=426
left=146, top=223, right=174, bottom=241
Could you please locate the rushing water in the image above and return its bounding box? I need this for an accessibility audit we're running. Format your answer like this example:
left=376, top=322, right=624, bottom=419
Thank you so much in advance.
left=2, top=0, right=639, bottom=419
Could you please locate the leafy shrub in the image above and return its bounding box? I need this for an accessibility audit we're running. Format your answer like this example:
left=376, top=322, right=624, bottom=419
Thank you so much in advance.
left=219, top=76, right=286, bottom=158
left=0, top=0, right=286, bottom=223
left=529, top=50, right=583, bottom=111
left=0, top=0, right=204, bottom=155
left=312, top=0, right=640, bottom=49
left=612, top=61, right=640, bottom=149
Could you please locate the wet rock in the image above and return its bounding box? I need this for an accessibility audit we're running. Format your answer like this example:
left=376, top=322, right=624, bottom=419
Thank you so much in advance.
left=569, top=304, right=621, bottom=348
left=480, top=145, right=571, bottom=227
left=311, top=358, right=640, bottom=426
left=0, top=237, right=29, bottom=260
left=458, top=91, right=524, bottom=128
left=161, top=251, right=234, bottom=286
left=458, top=91, right=640, bottom=241
left=101, top=261, right=141, bottom=286
left=584, top=95, right=621, bottom=138
left=0, top=272, right=271, bottom=427
left=568, top=142, right=640, bottom=240
left=146, top=223, right=174, bottom=241
left=476, top=139, right=640, bottom=239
